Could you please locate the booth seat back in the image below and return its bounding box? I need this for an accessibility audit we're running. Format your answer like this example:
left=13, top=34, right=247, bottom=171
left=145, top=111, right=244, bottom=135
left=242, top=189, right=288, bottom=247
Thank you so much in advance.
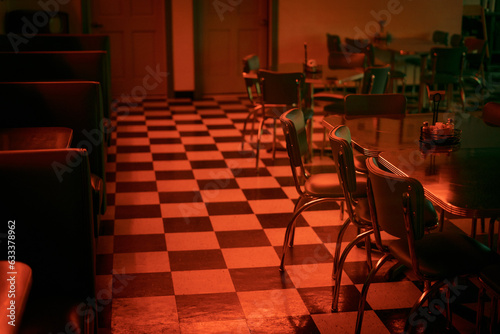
left=0, top=148, right=96, bottom=332
left=0, top=81, right=107, bottom=212
left=0, top=34, right=110, bottom=53
left=0, top=51, right=110, bottom=121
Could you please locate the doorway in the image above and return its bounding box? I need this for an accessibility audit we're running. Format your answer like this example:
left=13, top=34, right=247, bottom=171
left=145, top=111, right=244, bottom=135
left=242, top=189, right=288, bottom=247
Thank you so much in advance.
left=194, top=0, right=269, bottom=97
left=91, top=0, right=169, bottom=98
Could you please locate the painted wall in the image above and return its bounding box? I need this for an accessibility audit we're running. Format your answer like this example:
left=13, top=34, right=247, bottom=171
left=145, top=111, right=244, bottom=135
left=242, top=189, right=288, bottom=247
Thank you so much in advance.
left=278, top=0, right=464, bottom=66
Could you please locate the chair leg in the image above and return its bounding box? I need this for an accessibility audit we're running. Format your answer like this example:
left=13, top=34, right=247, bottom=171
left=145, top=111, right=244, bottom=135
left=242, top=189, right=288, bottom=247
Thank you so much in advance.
left=241, top=110, right=254, bottom=150
left=355, top=253, right=394, bottom=334
left=445, top=284, right=452, bottom=330
left=280, top=197, right=339, bottom=271
left=490, top=296, right=498, bottom=334
left=365, top=234, right=373, bottom=272
left=272, top=118, right=277, bottom=160
left=255, top=116, right=267, bottom=171
left=403, top=280, right=448, bottom=333
left=476, top=285, right=486, bottom=334
left=332, top=229, right=374, bottom=312
left=332, top=217, right=352, bottom=279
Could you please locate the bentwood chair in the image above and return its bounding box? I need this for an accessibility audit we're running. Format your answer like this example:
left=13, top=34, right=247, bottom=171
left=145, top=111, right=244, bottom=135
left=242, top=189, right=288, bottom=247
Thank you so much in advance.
left=254, top=70, right=306, bottom=171
left=278, top=108, right=346, bottom=271
left=241, top=54, right=262, bottom=147
left=356, top=157, right=498, bottom=333
left=422, top=46, right=467, bottom=111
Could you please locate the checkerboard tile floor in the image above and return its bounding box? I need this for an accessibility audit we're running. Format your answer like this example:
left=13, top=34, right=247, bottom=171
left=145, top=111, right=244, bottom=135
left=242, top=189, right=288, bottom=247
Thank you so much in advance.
left=96, top=94, right=490, bottom=333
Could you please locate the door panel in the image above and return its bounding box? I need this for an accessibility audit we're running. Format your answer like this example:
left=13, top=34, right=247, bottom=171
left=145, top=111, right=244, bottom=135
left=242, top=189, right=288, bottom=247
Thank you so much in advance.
left=92, top=0, right=167, bottom=98
left=198, top=0, right=268, bottom=95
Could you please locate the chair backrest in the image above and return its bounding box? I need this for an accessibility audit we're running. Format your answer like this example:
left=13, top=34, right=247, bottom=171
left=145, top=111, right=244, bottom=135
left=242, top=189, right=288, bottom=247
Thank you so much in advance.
left=327, top=33, right=342, bottom=53
left=242, top=54, right=261, bottom=103
left=0, top=148, right=96, bottom=299
left=450, top=34, right=463, bottom=47
left=464, top=37, right=487, bottom=70
left=365, top=157, right=426, bottom=245
left=258, top=70, right=304, bottom=107
left=0, top=34, right=110, bottom=53
left=329, top=125, right=358, bottom=193
left=430, top=46, right=466, bottom=78
left=329, top=125, right=363, bottom=221
left=0, top=81, right=107, bottom=211
left=280, top=108, right=310, bottom=193
left=344, top=38, right=375, bottom=66
left=360, top=66, right=390, bottom=94
left=328, top=51, right=366, bottom=70
left=243, top=53, right=260, bottom=73
left=344, top=93, right=407, bottom=117
left=432, top=30, right=449, bottom=45
left=483, top=102, right=500, bottom=126
left=0, top=51, right=111, bottom=120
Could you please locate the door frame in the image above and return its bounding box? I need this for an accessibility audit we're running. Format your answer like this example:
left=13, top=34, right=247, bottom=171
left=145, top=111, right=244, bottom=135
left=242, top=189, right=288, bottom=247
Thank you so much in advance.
left=192, top=0, right=278, bottom=99
left=85, top=0, right=174, bottom=98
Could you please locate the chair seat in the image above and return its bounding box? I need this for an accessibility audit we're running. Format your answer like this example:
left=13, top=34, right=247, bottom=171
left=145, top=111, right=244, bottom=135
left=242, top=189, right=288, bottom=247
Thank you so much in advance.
left=354, top=154, right=368, bottom=173
left=313, top=92, right=346, bottom=101
left=388, top=232, right=497, bottom=278
left=304, top=172, right=344, bottom=197
left=304, top=173, right=368, bottom=198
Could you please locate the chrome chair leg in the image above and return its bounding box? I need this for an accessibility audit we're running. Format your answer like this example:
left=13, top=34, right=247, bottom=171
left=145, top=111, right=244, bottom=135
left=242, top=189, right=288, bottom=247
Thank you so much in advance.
left=332, top=229, right=373, bottom=312
left=355, top=253, right=393, bottom=333
left=402, top=280, right=447, bottom=334
left=332, top=218, right=351, bottom=279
